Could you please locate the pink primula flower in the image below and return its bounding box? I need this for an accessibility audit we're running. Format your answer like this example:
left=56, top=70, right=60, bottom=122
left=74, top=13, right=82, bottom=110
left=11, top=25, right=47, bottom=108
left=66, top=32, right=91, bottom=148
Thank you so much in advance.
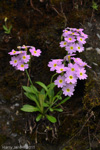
left=20, top=54, right=30, bottom=63
left=80, top=32, right=88, bottom=39
left=66, top=63, right=79, bottom=74
left=72, top=57, right=84, bottom=66
left=48, top=59, right=63, bottom=71
left=65, top=35, right=76, bottom=43
left=65, top=71, right=77, bottom=84
left=62, top=84, right=75, bottom=97
left=76, top=68, right=88, bottom=80
left=76, top=43, right=84, bottom=52
left=60, top=41, right=68, bottom=48
left=17, top=63, right=29, bottom=71
left=54, top=75, right=66, bottom=88
left=77, top=36, right=86, bottom=44
left=10, top=56, right=20, bottom=67
left=76, top=28, right=84, bottom=32
left=29, top=48, right=41, bottom=57
left=8, top=49, right=21, bottom=55
left=56, top=64, right=67, bottom=73
left=70, top=31, right=79, bottom=36
left=65, top=43, right=77, bottom=54
left=72, top=57, right=91, bottom=68
left=62, top=30, right=72, bottom=37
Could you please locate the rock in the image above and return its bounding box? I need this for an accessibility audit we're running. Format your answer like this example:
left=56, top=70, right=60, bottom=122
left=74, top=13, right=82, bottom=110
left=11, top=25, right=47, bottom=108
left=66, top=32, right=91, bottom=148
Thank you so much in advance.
left=86, top=47, right=93, bottom=51
left=96, top=33, right=100, bottom=39
left=95, top=47, right=100, bottom=54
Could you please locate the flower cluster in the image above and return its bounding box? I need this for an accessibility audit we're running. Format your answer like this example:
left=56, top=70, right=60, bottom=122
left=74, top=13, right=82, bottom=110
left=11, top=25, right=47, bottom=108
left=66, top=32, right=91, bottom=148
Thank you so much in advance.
left=48, top=27, right=90, bottom=97
left=60, top=27, right=88, bottom=54
left=8, top=45, right=41, bottom=71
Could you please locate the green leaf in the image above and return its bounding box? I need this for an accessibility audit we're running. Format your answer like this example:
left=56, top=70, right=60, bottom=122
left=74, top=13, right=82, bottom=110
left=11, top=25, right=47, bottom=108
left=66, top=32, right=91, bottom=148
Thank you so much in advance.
left=54, top=96, right=70, bottom=108
left=46, top=115, right=57, bottom=123
left=40, top=88, right=45, bottom=95
left=36, top=114, right=42, bottom=122
left=23, top=85, right=39, bottom=96
left=47, top=88, right=54, bottom=99
left=61, top=35, right=63, bottom=41
left=58, top=96, right=62, bottom=100
left=92, top=1, right=98, bottom=10
left=53, top=108, right=63, bottom=112
left=38, top=93, right=45, bottom=108
left=22, top=86, right=33, bottom=93
left=9, top=25, right=12, bottom=30
left=43, top=103, right=49, bottom=107
left=31, top=85, right=39, bottom=94
left=52, top=90, right=62, bottom=101
left=24, top=92, right=40, bottom=108
left=39, top=93, right=45, bottom=101
left=21, top=104, right=39, bottom=112
left=3, top=25, right=8, bottom=31
left=5, top=31, right=10, bottom=34
left=46, top=83, right=55, bottom=100
left=24, top=92, right=37, bottom=101
left=36, top=81, right=48, bottom=91
left=47, top=82, right=56, bottom=88
left=49, top=108, right=54, bottom=112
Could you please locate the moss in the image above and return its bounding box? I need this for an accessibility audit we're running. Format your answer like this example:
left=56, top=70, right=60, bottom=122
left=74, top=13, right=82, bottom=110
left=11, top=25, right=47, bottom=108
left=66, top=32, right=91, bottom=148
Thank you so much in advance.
left=0, top=135, right=7, bottom=146
left=83, top=76, right=100, bottom=109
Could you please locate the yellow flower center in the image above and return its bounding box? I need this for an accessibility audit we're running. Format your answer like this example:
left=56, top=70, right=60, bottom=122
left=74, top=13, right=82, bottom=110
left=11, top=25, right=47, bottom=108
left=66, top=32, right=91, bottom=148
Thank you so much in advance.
left=68, top=56, right=70, bottom=61
left=14, top=60, right=17, bottom=63
left=78, top=47, right=80, bottom=49
left=69, top=75, right=73, bottom=79
left=34, top=51, right=37, bottom=53
left=70, top=46, right=73, bottom=50
left=80, top=38, right=83, bottom=41
left=72, top=32, right=74, bottom=35
left=53, top=64, right=57, bottom=67
left=60, top=68, right=64, bottom=71
left=71, top=68, right=75, bottom=71
left=65, top=31, right=68, bottom=33
left=69, top=38, right=72, bottom=41
left=59, top=79, right=63, bottom=83
left=22, top=56, right=26, bottom=59
left=80, top=72, right=83, bottom=76
left=64, top=42, right=67, bottom=45
left=66, top=88, right=70, bottom=92
left=13, top=51, right=16, bottom=54
left=21, top=64, right=24, bottom=67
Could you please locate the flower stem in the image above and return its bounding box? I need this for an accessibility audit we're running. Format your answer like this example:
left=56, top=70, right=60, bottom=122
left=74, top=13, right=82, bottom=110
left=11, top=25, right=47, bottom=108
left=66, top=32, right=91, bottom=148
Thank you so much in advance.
left=50, top=73, right=58, bottom=83
left=25, top=69, right=33, bottom=86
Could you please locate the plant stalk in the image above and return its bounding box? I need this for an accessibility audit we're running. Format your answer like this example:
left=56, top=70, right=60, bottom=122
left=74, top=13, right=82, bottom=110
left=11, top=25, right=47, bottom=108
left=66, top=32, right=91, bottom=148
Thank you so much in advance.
left=25, top=69, right=33, bottom=86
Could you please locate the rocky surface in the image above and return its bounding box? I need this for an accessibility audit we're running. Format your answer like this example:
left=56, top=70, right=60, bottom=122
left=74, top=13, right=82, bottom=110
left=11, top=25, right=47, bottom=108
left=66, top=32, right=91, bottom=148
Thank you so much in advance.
left=0, top=0, right=100, bottom=150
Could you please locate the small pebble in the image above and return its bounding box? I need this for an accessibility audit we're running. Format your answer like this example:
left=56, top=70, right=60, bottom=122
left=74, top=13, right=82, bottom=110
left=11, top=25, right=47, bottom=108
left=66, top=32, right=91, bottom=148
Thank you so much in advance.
left=97, top=33, right=100, bottom=39
left=6, top=121, right=10, bottom=125
left=14, top=103, right=20, bottom=107
left=95, top=48, right=100, bottom=54
left=11, top=133, right=17, bottom=137
left=92, top=62, right=98, bottom=66
left=87, top=22, right=92, bottom=28
left=86, top=47, right=93, bottom=51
